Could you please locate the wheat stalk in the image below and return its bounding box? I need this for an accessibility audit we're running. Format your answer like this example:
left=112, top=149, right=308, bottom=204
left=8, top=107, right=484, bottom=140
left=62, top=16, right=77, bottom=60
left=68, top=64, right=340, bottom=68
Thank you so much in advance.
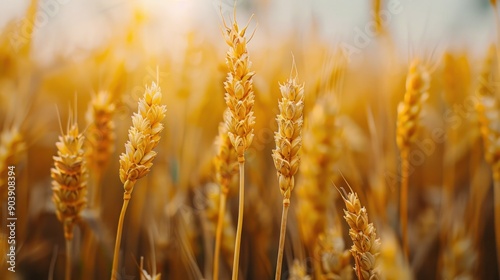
left=339, top=189, right=381, bottom=280
left=297, top=92, right=342, bottom=277
left=475, top=44, right=500, bottom=277
left=111, top=81, right=166, bottom=280
left=273, top=62, right=304, bottom=279
left=206, top=182, right=236, bottom=276
left=51, top=118, right=88, bottom=280
left=221, top=12, right=256, bottom=279
left=213, top=110, right=239, bottom=280
left=396, top=58, right=430, bottom=260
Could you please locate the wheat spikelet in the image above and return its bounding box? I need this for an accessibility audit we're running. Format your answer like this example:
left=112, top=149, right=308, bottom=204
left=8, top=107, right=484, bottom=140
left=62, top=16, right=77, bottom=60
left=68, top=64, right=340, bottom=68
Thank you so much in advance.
left=85, top=90, right=116, bottom=180
left=297, top=93, right=342, bottom=248
left=119, top=81, right=167, bottom=197
left=288, top=259, right=311, bottom=280
left=222, top=15, right=256, bottom=164
left=340, top=190, right=381, bottom=280
left=315, top=229, right=352, bottom=280
left=51, top=122, right=87, bottom=241
left=0, top=127, right=26, bottom=195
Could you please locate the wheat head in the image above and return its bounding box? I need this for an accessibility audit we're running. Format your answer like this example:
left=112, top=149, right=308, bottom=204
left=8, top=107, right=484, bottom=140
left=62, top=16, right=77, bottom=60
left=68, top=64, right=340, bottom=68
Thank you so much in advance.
left=341, top=190, right=381, bottom=280
left=272, top=67, right=304, bottom=204
left=85, top=90, right=116, bottom=177
left=119, top=82, right=167, bottom=198
left=0, top=127, right=26, bottom=193
left=214, top=109, right=239, bottom=196
left=222, top=17, right=255, bottom=163
left=51, top=122, right=88, bottom=240
left=396, top=58, right=430, bottom=151
left=315, top=229, right=352, bottom=280
left=440, top=222, right=478, bottom=280
left=297, top=93, right=342, bottom=248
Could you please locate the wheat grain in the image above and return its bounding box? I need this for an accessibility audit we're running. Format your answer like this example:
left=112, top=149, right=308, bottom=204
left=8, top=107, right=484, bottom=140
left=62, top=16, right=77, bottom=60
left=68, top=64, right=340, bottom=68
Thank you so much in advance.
left=340, top=190, right=381, bottom=280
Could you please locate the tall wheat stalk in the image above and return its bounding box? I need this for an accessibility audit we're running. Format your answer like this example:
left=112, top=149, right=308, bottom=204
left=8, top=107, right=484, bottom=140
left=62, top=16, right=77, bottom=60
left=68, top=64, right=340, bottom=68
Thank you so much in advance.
left=396, top=58, right=430, bottom=260
left=221, top=13, right=256, bottom=280
left=111, top=81, right=166, bottom=280
left=475, top=44, right=500, bottom=277
left=213, top=111, right=238, bottom=280
left=272, top=62, right=304, bottom=279
left=51, top=117, right=87, bottom=280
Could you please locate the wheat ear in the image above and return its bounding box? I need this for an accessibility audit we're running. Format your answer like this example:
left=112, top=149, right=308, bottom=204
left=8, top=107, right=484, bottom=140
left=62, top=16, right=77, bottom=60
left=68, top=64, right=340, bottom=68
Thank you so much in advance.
left=475, top=44, right=500, bottom=276
left=51, top=119, right=88, bottom=280
left=85, top=90, right=116, bottom=207
left=340, top=189, right=381, bottom=280
left=396, top=58, right=430, bottom=260
left=0, top=127, right=26, bottom=197
left=213, top=110, right=239, bottom=280
left=273, top=62, right=304, bottom=279
left=111, top=81, right=166, bottom=280
left=221, top=13, right=256, bottom=280
left=315, top=229, right=352, bottom=280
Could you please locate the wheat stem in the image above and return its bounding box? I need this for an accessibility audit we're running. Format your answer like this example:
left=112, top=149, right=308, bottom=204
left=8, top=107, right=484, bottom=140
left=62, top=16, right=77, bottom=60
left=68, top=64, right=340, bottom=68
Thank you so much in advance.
left=111, top=197, right=130, bottom=280
left=275, top=199, right=290, bottom=280
left=232, top=162, right=245, bottom=280
left=65, top=239, right=71, bottom=280
left=495, top=179, right=500, bottom=277
left=213, top=191, right=228, bottom=280
left=400, top=148, right=409, bottom=261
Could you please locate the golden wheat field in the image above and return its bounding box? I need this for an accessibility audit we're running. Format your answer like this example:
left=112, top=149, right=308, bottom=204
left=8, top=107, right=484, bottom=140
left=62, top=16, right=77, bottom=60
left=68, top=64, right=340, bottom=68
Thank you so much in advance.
left=1, top=0, right=500, bottom=279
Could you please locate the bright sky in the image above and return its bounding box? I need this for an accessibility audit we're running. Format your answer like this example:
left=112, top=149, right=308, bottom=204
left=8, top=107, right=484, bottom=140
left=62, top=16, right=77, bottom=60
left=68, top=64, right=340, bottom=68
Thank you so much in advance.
left=0, top=0, right=495, bottom=62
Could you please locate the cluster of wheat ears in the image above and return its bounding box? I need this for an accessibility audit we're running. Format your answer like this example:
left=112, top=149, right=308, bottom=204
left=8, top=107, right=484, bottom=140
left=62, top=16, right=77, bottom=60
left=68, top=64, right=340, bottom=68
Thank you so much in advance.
left=2, top=0, right=500, bottom=279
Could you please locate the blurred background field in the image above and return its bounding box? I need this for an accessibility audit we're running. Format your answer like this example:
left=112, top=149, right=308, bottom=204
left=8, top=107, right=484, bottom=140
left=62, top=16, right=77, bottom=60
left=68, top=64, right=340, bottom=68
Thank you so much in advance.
left=0, top=0, right=499, bottom=279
